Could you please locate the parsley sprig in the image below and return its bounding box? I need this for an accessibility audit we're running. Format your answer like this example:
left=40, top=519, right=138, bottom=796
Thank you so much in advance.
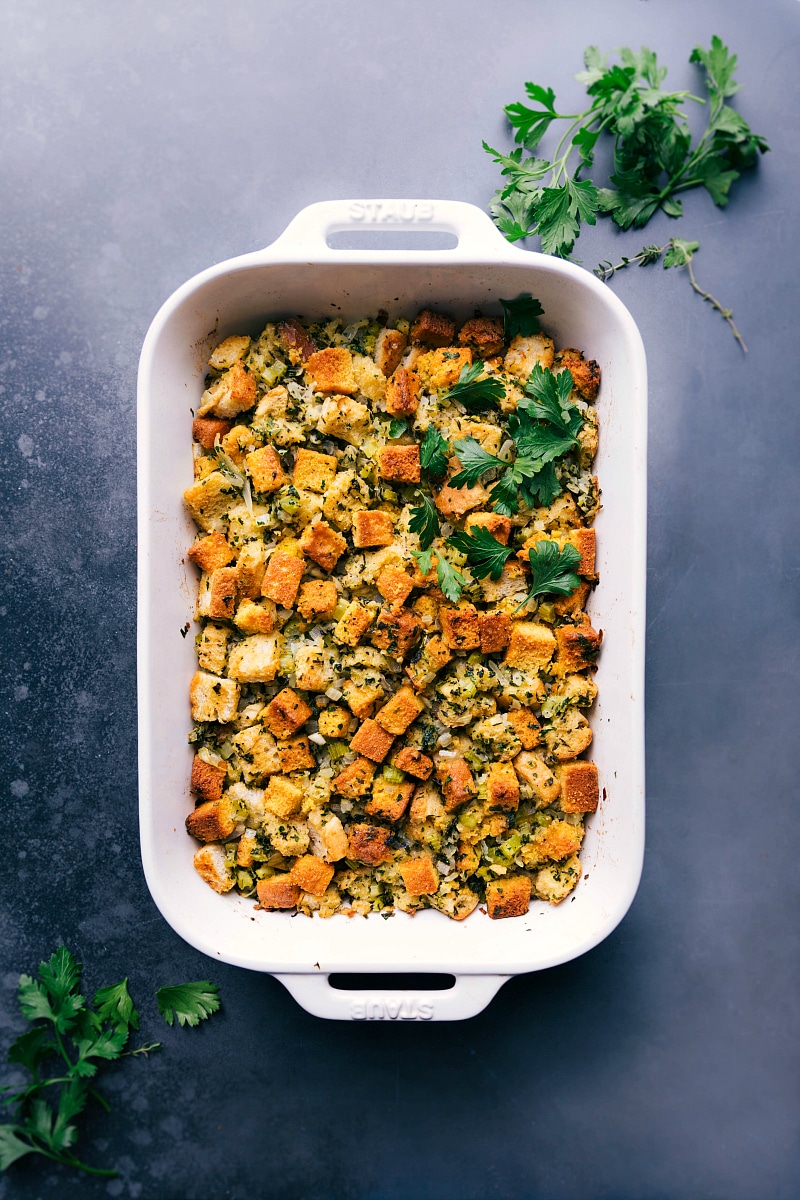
left=500, top=294, right=545, bottom=340
left=0, top=947, right=221, bottom=1177
left=408, top=492, right=440, bottom=550
left=515, top=541, right=582, bottom=611
left=447, top=527, right=514, bottom=581
left=419, top=425, right=450, bottom=477
left=441, top=361, right=506, bottom=409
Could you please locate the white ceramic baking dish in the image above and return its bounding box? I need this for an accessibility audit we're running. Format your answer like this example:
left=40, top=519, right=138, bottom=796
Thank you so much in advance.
left=137, top=199, right=647, bottom=1021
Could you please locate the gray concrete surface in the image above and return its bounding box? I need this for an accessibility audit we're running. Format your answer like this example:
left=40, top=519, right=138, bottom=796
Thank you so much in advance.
left=1, top=1, right=798, bottom=1197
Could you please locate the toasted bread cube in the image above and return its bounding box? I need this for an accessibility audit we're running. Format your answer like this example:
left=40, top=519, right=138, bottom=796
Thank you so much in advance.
left=391, top=746, right=434, bottom=780
left=316, top=394, right=370, bottom=445
left=307, top=809, right=349, bottom=862
left=554, top=348, right=601, bottom=401
left=296, top=580, right=338, bottom=622
left=555, top=621, right=602, bottom=672
left=221, top=424, right=258, bottom=468
left=332, top=755, right=376, bottom=797
left=188, top=531, right=237, bottom=573
left=261, top=550, right=304, bottom=607
left=290, top=854, right=335, bottom=897
left=404, top=634, right=452, bottom=690
left=350, top=719, right=395, bottom=763
left=236, top=829, right=258, bottom=868
left=457, top=419, right=504, bottom=455
left=385, top=367, right=421, bottom=416
left=564, top=527, right=596, bottom=576
left=231, top=725, right=280, bottom=781
left=506, top=708, right=541, bottom=750
left=191, top=755, right=227, bottom=803
left=341, top=681, right=385, bottom=720
left=227, top=633, right=280, bottom=683
left=263, top=775, right=304, bottom=818
left=347, top=822, right=394, bottom=866
left=183, top=470, right=239, bottom=533
left=317, top=705, right=354, bottom=739
left=235, top=541, right=268, bottom=599
left=293, top=448, right=338, bottom=493
left=366, top=776, right=415, bottom=821
left=371, top=606, right=421, bottom=660
left=378, top=444, right=421, bottom=484
left=375, top=687, right=425, bottom=736
left=558, top=761, right=599, bottom=813
left=464, top=512, right=512, bottom=545
left=504, top=622, right=556, bottom=671
left=410, top=309, right=456, bottom=348
left=189, top=671, right=240, bottom=723
left=264, top=687, right=312, bottom=738
left=553, top=580, right=591, bottom=618
left=435, top=472, right=487, bottom=519
left=193, top=455, right=218, bottom=481
left=193, top=844, right=235, bottom=893
left=196, top=624, right=229, bottom=674
left=503, top=332, right=555, bottom=381
left=256, top=875, right=300, bottom=910
left=352, top=510, right=394, bottom=548
left=439, top=604, right=481, bottom=651
left=208, top=334, right=251, bottom=370
left=234, top=599, right=276, bottom=635
left=376, top=566, right=414, bottom=608
left=535, top=854, right=582, bottom=904
left=529, top=820, right=584, bottom=863
left=293, top=644, right=331, bottom=692
left=479, top=612, right=511, bottom=654
left=398, top=854, right=439, bottom=896
left=455, top=839, right=480, bottom=873
left=487, top=875, right=531, bottom=919
left=514, top=751, right=560, bottom=804
left=197, top=362, right=257, bottom=420
left=333, top=600, right=374, bottom=647
left=305, top=346, right=358, bottom=395
left=185, top=795, right=237, bottom=842
left=277, top=736, right=316, bottom=773
left=299, top=520, right=347, bottom=571
left=192, top=416, right=234, bottom=450
left=486, top=761, right=520, bottom=811
left=436, top=758, right=476, bottom=812
left=278, top=318, right=317, bottom=362
left=245, top=446, right=287, bottom=493
left=458, top=316, right=505, bottom=357
left=205, top=567, right=239, bottom=620
left=416, top=347, right=472, bottom=392
left=374, top=327, right=407, bottom=377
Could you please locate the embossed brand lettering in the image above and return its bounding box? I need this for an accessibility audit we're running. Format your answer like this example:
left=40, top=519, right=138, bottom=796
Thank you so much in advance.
left=347, top=201, right=434, bottom=224
left=350, top=997, right=434, bottom=1021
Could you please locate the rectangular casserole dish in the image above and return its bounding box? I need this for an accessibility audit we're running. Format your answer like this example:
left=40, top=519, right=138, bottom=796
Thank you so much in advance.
left=137, top=199, right=647, bottom=1021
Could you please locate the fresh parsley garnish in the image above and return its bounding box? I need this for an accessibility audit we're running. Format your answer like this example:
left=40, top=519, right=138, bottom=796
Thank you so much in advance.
left=411, top=548, right=468, bottom=604
left=419, top=425, right=450, bottom=477
left=447, top=527, right=514, bottom=581
left=408, top=492, right=440, bottom=550
left=388, top=418, right=408, bottom=438
left=442, top=361, right=506, bottom=409
left=499, top=294, right=544, bottom=340
left=448, top=438, right=507, bottom=489
left=155, top=982, right=221, bottom=1028
left=516, top=540, right=581, bottom=611
left=0, top=947, right=221, bottom=1177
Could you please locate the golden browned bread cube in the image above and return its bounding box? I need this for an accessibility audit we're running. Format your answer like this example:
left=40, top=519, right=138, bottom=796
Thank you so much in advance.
left=365, top=777, right=415, bottom=822
left=391, top=746, right=434, bottom=780
left=235, top=541, right=267, bottom=599
left=192, top=416, right=234, bottom=450
left=410, top=309, right=456, bottom=347
left=375, top=687, right=425, bottom=736
left=277, top=736, right=316, bottom=773
left=199, top=361, right=257, bottom=419
left=189, top=671, right=240, bottom=723
left=378, top=444, right=421, bottom=484
left=236, top=829, right=258, bottom=868
left=398, top=854, right=439, bottom=895
left=486, top=761, right=520, bottom=811
left=554, top=348, right=601, bottom=400
left=227, top=634, right=280, bottom=684
left=293, top=448, right=338, bottom=493
left=435, top=471, right=487, bottom=519
left=196, top=623, right=229, bottom=674
left=464, top=511, right=512, bottom=545
left=208, top=334, right=251, bottom=370
left=347, top=822, right=394, bottom=866
left=479, top=612, right=511, bottom=654
left=296, top=580, right=338, bottom=622
left=506, top=708, right=541, bottom=750
left=233, top=599, right=275, bottom=635
left=256, top=876, right=300, bottom=910
left=436, top=758, right=476, bottom=812
left=350, top=719, right=395, bottom=763
left=564, top=527, right=596, bottom=576
left=264, top=688, right=313, bottom=738
left=246, top=446, right=287, bottom=493
left=206, top=567, right=239, bottom=620
left=385, top=367, right=421, bottom=416
left=316, top=394, right=370, bottom=444
left=486, top=875, right=531, bottom=919
left=317, top=706, right=354, bottom=739
left=183, top=471, right=239, bottom=533
left=440, top=603, right=481, bottom=651
left=290, top=854, right=336, bottom=896
left=458, top=316, right=505, bottom=357
left=341, top=680, right=385, bottom=719
left=185, top=796, right=237, bottom=843
left=416, top=347, right=472, bottom=391
left=555, top=620, right=602, bottom=672
left=558, top=761, right=599, bottom=813
left=261, top=550, right=304, bottom=607
left=263, top=775, right=304, bottom=818
left=299, top=520, right=347, bottom=571
left=193, top=844, right=235, bottom=893
left=352, top=510, right=394, bottom=548
left=374, top=327, right=407, bottom=376
left=404, top=634, right=452, bottom=690
left=513, top=751, right=561, bottom=804
left=332, top=756, right=377, bottom=797
left=370, top=606, right=421, bottom=660
left=188, top=531, right=236, bottom=572
left=553, top=580, right=591, bottom=617
left=305, top=347, right=358, bottom=395
left=503, top=332, right=555, bottom=381
left=504, top=622, right=556, bottom=671
left=529, top=820, right=584, bottom=863
left=376, top=566, right=414, bottom=608
left=190, top=755, right=227, bottom=803
left=333, top=600, right=374, bottom=647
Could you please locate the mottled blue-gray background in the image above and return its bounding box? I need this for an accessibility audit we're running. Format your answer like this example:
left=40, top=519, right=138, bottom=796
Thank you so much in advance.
left=1, top=1, right=798, bottom=1197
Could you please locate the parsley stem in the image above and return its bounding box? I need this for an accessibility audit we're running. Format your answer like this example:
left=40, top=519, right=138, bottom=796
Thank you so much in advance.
left=685, top=257, right=747, bottom=352
left=25, top=1143, right=118, bottom=1177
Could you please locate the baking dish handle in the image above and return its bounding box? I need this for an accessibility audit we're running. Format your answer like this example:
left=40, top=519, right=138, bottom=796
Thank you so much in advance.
left=273, top=972, right=510, bottom=1022
left=267, top=199, right=503, bottom=255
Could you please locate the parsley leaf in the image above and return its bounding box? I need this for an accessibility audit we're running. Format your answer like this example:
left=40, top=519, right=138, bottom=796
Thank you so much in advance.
left=435, top=555, right=468, bottom=604
left=408, top=493, right=440, bottom=550
left=387, top=418, right=408, bottom=438
left=442, top=361, right=506, bottom=408
left=449, top=437, right=507, bottom=488
left=447, top=527, right=514, bottom=581
left=516, top=540, right=581, bottom=611
left=499, top=294, right=544, bottom=340
left=419, top=425, right=450, bottom=477
left=93, top=980, right=139, bottom=1032
left=521, top=363, right=582, bottom=438
left=156, top=982, right=221, bottom=1028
